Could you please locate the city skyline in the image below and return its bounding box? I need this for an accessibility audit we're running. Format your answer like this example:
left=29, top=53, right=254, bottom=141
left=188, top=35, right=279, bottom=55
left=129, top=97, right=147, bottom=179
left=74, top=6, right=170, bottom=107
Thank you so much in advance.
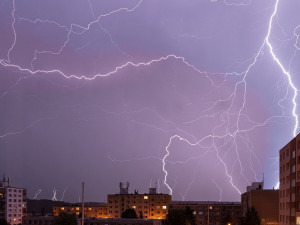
left=0, top=0, right=300, bottom=202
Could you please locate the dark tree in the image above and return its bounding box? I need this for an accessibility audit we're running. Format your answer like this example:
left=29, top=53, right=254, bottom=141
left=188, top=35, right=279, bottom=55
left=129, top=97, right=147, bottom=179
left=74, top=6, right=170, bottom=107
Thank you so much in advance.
left=0, top=218, right=9, bottom=225
left=41, top=207, right=46, bottom=216
left=139, top=211, right=143, bottom=219
left=121, top=208, right=138, bottom=219
left=53, top=213, right=77, bottom=225
left=239, top=207, right=261, bottom=225
left=163, top=207, right=195, bottom=225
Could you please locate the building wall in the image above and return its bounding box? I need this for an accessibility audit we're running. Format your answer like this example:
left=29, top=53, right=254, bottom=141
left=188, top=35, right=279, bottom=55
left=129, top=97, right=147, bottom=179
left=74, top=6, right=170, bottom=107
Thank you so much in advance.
left=241, top=190, right=279, bottom=225
left=0, top=179, right=26, bottom=225
left=23, top=216, right=54, bottom=225
left=53, top=193, right=171, bottom=220
left=53, top=205, right=108, bottom=218
left=170, top=201, right=242, bottom=225
left=107, top=194, right=171, bottom=219
left=279, top=134, right=300, bottom=225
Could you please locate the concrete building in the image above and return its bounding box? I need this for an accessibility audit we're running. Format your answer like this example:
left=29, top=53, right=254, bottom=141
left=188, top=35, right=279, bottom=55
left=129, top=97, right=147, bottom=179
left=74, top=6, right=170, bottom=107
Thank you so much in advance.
left=169, top=201, right=242, bottom=225
left=241, top=181, right=279, bottom=225
left=53, top=183, right=171, bottom=220
left=0, top=177, right=27, bottom=225
left=107, top=183, right=171, bottom=219
left=53, top=202, right=108, bottom=218
left=23, top=216, right=54, bottom=225
left=279, top=133, right=300, bottom=225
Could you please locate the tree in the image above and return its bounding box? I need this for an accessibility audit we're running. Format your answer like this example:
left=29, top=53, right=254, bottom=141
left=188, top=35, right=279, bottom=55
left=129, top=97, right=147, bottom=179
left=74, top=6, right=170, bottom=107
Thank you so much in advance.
left=139, top=211, right=143, bottom=219
left=163, top=207, right=195, bottom=225
left=239, top=207, right=261, bottom=225
left=0, top=218, right=9, bottom=225
left=53, top=213, right=77, bottom=225
left=121, top=208, right=138, bottom=219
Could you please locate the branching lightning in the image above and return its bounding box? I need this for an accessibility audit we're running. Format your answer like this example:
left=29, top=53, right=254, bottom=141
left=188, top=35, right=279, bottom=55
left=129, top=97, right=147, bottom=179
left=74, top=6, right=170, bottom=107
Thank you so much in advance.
left=52, top=188, right=58, bottom=201
left=0, top=0, right=299, bottom=201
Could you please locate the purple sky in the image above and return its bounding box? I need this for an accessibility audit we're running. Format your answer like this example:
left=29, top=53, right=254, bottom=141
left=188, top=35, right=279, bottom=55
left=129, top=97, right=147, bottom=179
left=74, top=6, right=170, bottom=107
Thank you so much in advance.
left=0, top=0, right=300, bottom=202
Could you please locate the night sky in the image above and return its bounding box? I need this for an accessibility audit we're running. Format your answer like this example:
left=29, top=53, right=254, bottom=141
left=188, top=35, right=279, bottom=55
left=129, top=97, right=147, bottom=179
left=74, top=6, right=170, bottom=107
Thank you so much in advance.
left=0, top=0, right=300, bottom=202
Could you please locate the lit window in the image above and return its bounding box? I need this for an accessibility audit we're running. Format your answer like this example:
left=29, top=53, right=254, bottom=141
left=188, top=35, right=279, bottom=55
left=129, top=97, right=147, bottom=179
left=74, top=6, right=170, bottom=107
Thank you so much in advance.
left=144, top=196, right=148, bottom=199
left=162, top=206, right=167, bottom=209
left=132, top=206, right=136, bottom=209
left=76, top=207, right=80, bottom=210
left=209, top=206, right=213, bottom=210
left=61, top=207, right=65, bottom=211
left=296, top=216, right=300, bottom=225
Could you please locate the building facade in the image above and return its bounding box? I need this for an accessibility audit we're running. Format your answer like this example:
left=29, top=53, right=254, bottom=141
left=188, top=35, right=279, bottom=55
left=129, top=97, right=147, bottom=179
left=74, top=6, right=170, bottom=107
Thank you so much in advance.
left=169, top=201, right=242, bottom=225
left=53, top=203, right=108, bottom=218
left=241, top=182, right=279, bottom=225
left=107, top=186, right=171, bottom=219
left=23, top=216, right=54, bottom=225
left=279, top=133, right=300, bottom=225
left=53, top=184, right=171, bottom=220
left=0, top=177, right=27, bottom=225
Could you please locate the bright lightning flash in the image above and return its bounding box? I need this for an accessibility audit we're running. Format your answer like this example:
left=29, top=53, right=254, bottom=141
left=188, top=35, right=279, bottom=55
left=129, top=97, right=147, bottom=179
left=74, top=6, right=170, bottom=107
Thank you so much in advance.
left=0, top=0, right=298, bottom=200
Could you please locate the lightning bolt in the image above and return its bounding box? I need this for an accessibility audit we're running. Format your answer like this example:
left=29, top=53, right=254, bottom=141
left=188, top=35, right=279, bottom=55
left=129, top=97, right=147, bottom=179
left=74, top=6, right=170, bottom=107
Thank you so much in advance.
left=60, top=185, right=68, bottom=201
left=1, top=0, right=298, bottom=201
left=161, top=0, right=299, bottom=197
left=33, top=189, right=42, bottom=200
left=265, top=0, right=298, bottom=138
left=212, top=179, right=223, bottom=202
left=52, top=188, right=58, bottom=201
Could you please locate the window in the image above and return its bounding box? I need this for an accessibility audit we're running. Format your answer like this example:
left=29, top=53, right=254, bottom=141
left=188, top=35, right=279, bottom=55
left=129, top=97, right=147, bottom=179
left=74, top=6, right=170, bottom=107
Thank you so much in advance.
left=292, top=193, right=296, bottom=202
left=162, top=206, right=167, bottom=209
left=144, top=196, right=148, bottom=200
left=292, top=151, right=296, bottom=159
left=297, top=216, right=300, bottom=225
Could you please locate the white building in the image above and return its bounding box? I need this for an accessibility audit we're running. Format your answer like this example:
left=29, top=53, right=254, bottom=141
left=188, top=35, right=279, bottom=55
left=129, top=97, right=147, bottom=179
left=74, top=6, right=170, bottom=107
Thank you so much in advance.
left=0, top=177, right=27, bottom=225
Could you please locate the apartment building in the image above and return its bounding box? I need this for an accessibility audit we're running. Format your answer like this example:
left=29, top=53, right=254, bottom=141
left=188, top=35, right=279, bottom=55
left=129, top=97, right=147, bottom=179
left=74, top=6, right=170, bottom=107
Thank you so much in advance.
left=0, top=177, right=27, bottom=225
left=53, top=183, right=171, bottom=220
left=107, top=184, right=171, bottom=219
left=169, top=201, right=242, bottom=225
left=241, top=182, right=279, bottom=225
left=53, top=202, right=108, bottom=218
left=279, top=133, right=300, bottom=225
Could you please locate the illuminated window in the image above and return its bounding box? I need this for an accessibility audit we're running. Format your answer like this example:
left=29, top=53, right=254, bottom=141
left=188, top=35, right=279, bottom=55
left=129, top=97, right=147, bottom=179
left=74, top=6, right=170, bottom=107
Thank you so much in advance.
left=76, top=207, right=80, bottom=210
left=209, top=206, right=213, bottom=210
left=88, top=207, right=92, bottom=211
left=132, top=206, right=136, bottom=209
left=144, top=196, right=148, bottom=199
left=162, top=206, right=167, bottom=209
left=61, top=207, right=65, bottom=211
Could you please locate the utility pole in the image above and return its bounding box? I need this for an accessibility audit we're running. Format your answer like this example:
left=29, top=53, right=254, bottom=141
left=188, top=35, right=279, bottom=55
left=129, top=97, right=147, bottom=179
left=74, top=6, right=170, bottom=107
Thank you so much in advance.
left=82, top=182, right=84, bottom=225
left=207, top=201, right=209, bottom=225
